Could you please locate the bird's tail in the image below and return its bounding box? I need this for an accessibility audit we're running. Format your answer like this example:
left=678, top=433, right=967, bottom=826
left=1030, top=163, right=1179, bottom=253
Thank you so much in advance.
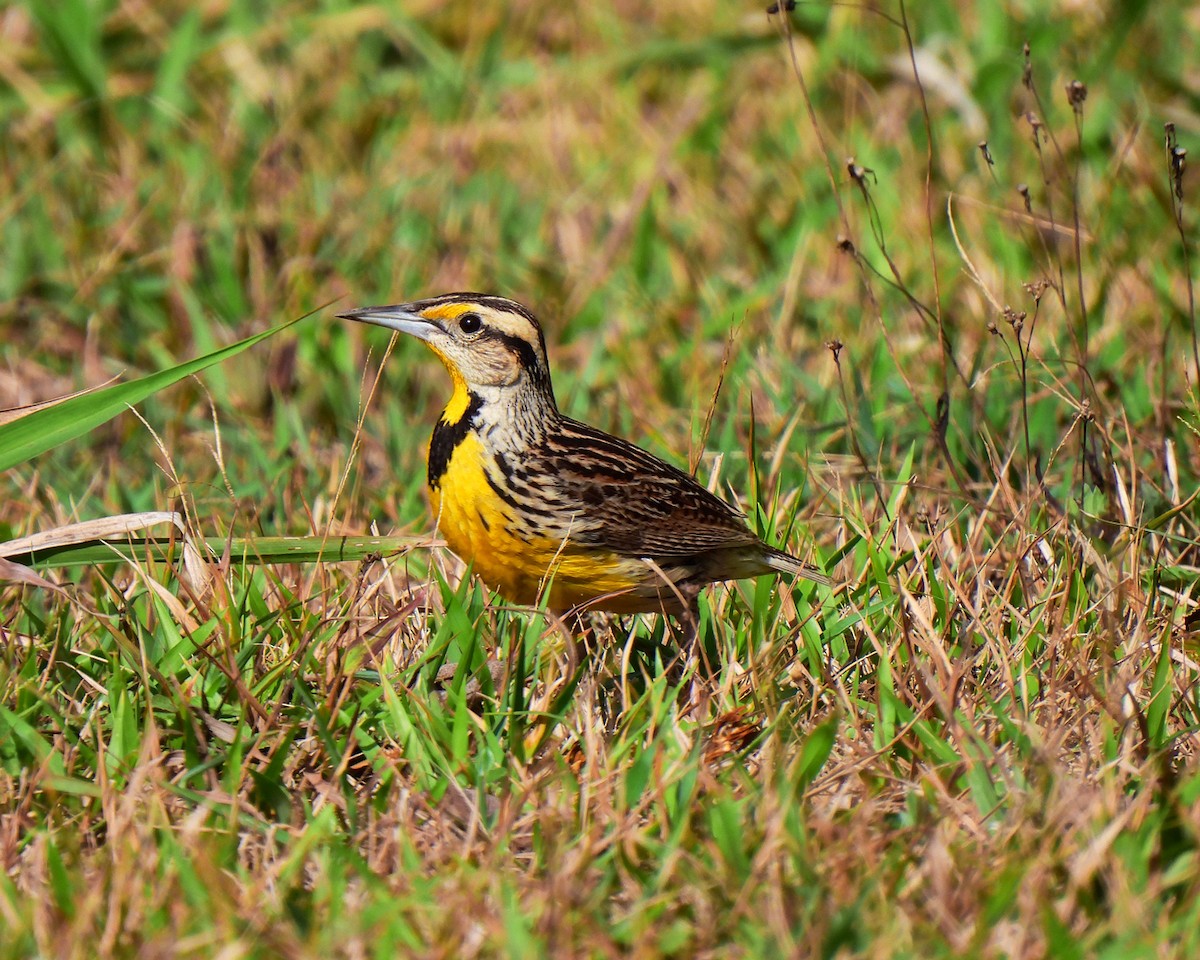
left=764, top=547, right=832, bottom=587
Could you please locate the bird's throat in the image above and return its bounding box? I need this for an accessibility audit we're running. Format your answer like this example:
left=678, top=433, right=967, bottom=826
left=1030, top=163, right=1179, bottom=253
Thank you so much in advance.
left=427, top=343, right=474, bottom=423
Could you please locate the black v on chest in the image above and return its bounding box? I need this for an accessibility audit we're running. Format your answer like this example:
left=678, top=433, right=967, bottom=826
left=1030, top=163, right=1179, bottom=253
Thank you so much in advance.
left=427, top=391, right=485, bottom=489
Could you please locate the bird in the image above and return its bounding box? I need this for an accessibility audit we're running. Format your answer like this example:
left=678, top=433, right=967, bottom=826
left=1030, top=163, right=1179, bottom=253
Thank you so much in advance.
left=340, top=293, right=829, bottom=621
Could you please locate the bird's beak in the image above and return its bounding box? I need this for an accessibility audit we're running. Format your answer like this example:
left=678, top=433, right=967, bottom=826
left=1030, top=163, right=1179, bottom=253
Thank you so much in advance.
left=337, top=304, right=440, bottom=343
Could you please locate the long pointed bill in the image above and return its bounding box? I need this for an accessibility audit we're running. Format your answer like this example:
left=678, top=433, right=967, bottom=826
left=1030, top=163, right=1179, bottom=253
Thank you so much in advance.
left=337, top=305, right=440, bottom=342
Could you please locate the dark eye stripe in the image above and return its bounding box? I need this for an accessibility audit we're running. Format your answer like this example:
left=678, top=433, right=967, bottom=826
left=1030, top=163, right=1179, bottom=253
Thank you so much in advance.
left=488, top=329, right=542, bottom=373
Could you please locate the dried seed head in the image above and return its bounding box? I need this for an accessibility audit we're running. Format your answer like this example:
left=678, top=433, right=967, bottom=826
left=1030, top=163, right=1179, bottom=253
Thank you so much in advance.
left=978, top=140, right=994, bottom=167
left=826, top=339, right=844, bottom=361
left=1066, top=80, right=1088, bottom=111
left=1165, top=123, right=1187, bottom=201
left=836, top=235, right=857, bottom=256
left=1003, top=307, right=1027, bottom=334
left=846, top=157, right=875, bottom=186
left=1017, top=183, right=1032, bottom=213
left=1023, top=279, right=1049, bottom=303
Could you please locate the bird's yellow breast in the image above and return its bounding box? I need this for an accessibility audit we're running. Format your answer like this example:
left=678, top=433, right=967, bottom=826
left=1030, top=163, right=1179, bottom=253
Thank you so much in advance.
left=429, top=432, right=645, bottom=609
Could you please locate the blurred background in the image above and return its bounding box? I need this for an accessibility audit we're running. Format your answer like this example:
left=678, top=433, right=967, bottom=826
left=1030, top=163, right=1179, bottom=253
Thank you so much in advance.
left=4, top=0, right=1193, bottom=543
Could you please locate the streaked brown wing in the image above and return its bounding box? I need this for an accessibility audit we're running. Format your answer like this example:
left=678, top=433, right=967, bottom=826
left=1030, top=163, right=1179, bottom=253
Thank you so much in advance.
left=533, top=416, right=764, bottom=558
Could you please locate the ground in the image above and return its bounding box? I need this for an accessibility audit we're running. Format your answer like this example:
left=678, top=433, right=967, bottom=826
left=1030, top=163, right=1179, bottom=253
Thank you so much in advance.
left=2, top=1, right=1200, bottom=957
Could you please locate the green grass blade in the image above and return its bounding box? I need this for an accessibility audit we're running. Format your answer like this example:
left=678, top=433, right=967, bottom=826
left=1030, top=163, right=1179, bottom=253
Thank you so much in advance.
left=0, top=317, right=302, bottom=473
left=28, top=0, right=108, bottom=104
left=5, top=535, right=419, bottom=570
left=152, top=8, right=204, bottom=120
left=793, top=716, right=838, bottom=791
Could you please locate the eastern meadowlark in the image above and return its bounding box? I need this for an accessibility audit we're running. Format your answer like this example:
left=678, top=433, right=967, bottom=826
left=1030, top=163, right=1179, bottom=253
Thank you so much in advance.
left=341, top=293, right=829, bottom=617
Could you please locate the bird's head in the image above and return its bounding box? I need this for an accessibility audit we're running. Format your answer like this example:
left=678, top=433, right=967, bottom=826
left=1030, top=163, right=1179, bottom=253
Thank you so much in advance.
left=340, top=293, right=556, bottom=406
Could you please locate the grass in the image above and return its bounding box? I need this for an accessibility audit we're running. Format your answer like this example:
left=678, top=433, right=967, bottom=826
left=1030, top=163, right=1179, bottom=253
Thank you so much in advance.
left=3, top=0, right=1200, bottom=956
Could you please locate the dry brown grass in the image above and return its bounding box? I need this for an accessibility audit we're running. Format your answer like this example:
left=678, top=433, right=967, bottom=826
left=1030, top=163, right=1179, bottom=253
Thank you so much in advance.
left=3, top=0, right=1200, bottom=956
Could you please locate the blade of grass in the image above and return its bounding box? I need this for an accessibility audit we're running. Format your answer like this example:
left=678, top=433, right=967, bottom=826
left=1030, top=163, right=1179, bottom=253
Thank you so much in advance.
left=3, top=535, right=421, bottom=570
left=28, top=0, right=107, bottom=104
left=0, top=316, right=304, bottom=473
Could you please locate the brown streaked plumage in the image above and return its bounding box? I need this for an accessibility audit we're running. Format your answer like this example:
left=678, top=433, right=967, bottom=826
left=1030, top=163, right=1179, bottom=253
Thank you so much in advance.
left=340, top=292, right=829, bottom=616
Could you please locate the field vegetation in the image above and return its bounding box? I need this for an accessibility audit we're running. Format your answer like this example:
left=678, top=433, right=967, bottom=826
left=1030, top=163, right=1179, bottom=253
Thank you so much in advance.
left=2, top=1, right=1200, bottom=956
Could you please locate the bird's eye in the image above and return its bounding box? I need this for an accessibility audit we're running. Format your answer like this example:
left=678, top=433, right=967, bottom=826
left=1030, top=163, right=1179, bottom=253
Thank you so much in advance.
left=458, top=312, right=483, bottom=334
